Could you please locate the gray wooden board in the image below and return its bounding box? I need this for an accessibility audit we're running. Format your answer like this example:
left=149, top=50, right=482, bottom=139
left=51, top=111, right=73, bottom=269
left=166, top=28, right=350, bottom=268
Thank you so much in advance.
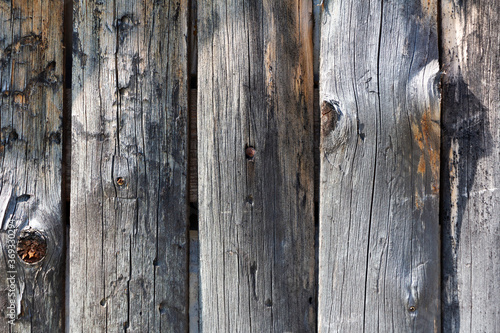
left=189, top=230, right=200, bottom=333
left=0, top=0, right=64, bottom=331
left=197, top=0, right=316, bottom=331
left=441, top=1, right=500, bottom=332
left=70, top=1, right=189, bottom=331
left=318, top=1, right=441, bottom=331
left=72, top=86, right=318, bottom=206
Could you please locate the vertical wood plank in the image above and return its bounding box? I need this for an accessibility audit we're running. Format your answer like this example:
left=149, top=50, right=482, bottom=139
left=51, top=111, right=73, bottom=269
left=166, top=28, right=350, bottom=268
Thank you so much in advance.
left=441, top=1, right=500, bottom=331
left=189, top=230, right=200, bottom=332
left=318, top=1, right=441, bottom=331
left=0, top=0, right=64, bottom=331
left=198, top=0, right=316, bottom=331
left=70, top=1, right=189, bottom=331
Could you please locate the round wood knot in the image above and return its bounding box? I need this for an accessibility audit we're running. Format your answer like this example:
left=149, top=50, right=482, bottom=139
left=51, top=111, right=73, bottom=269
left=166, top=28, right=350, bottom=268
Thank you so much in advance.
left=321, top=100, right=338, bottom=136
left=17, top=228, right=47, bottom=264
left=245, top=146, right=256, bottom=159
left=408, top=306, right=416, bottom=312
left=116, top=177, right=126, bottom=186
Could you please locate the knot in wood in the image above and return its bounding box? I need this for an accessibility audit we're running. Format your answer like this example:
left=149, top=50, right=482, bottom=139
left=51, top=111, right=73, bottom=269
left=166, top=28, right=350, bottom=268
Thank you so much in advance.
left=321, top=100, right=339, bottom=136
left=245, top=146, right=256, bottom=159
left=320, top=100, right=353, bottom=154
left=116, top=177, right=126, bottom=186
left=17, top=228, right=47, bottom=264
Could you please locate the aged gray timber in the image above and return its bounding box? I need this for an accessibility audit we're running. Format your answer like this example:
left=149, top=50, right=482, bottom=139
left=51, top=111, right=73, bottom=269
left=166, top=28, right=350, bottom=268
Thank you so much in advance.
left=70, top=1, right=189, bottom=331
left=198, top=0, right=316, bottom=331
left=441, top=1, right=500, bottom=332
left=0, top=0, right=64, bottom=331
left=318, top=1, right=441, bottom=331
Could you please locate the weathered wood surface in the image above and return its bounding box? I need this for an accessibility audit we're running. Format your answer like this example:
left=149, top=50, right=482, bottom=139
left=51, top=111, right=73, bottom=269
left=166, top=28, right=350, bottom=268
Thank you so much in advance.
left=72, top=86, right=316, bottom=206
left=70, top=1, right=189, bottom=331
left=67, top=88, right=195, bottom=204
left=441, top=1, right=500, bottom=332
left=189, top=230, right=200, bottom=332
left=198, top=0, right=316, bottom=331
left=318, top=1, right=441, bottom=331
left=0, top=0, right=64, bottom=331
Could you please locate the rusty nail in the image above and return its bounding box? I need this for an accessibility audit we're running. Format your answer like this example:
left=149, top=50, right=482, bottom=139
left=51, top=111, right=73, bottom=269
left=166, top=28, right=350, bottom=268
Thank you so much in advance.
left=17, top=228, right=47, bottom=264
left=408, top=306, right=416, bottom=312
left=246, top=146, right=255, bottom=159
left=116, top=177, right=126, bottom=186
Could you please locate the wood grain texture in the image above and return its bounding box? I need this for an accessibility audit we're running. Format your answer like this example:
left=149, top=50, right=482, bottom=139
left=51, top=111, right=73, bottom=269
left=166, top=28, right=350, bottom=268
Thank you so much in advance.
left=70, top=1, right=189, bottom=331
left=0, top=0, right=64, bottom=331
left=318, top=1, right=441, bottom=331
left=441, top=1, right=500, bottom=332
left=189, top=230, right=200, bottom=332
left=197, top=0, right=316, bottom=331
left=73, top=86, right=315, bottom=206
left=67, top=88, right=195, bottom=204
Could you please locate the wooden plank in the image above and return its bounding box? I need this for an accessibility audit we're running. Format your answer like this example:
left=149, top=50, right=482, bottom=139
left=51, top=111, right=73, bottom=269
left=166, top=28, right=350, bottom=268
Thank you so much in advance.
left=189, top=230, right=200, bottom=332
left=198, top=0, right=316, bottom=331
left=318, top=1, right=441, bottom=331
left=66, top=88, right=196, bottom=204
left=69, top=87, right=316, bottom=206
left=72, top=86, right=317, bottom=205
left=0, top=0, right=64, bottom=331
left=67, top=88, right=196, bottom=204
left=441, top=1, right=500, bottom=331
left=70, top=1, right=189, bottom=331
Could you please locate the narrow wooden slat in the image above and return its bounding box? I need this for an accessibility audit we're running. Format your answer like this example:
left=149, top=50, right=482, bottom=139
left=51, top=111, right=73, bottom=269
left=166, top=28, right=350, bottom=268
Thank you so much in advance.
left=318, top=1, right=440, bottom=331
left=189, top=230, right=200, bottom=332
left=70, top=1, right=189, bottom=331
left=0, top=0, right=64, bottom=331
left=198, top=0, right=316, bottom=331
left=441, top=1, right=500, bottom=331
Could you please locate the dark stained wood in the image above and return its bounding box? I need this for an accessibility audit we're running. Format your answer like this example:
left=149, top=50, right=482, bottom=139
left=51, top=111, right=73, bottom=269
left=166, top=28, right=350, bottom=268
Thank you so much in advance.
left=197, top=0, right=316, bottom=331
left=70, top=1, right=189, bottom=331
left=0, top=0, right=64, bottom=331
left=441, top=1, right=500, bottom=331
left=318, top=1, right=441, bottom=331
left=189, top=89, right=198, bottom=203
